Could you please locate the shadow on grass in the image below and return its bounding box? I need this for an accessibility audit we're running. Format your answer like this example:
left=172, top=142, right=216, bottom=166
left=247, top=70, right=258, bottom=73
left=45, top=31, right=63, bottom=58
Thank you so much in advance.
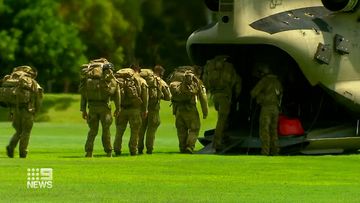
left=59, top=151, right=182, bottom=158
left=0, top=96, right=78, bottom=122
left=59, top=155, right=85, bottom=158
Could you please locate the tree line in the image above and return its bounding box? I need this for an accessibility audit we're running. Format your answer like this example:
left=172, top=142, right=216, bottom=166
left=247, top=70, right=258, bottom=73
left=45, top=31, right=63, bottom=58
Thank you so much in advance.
left=0, top=0, right=208, bottom=92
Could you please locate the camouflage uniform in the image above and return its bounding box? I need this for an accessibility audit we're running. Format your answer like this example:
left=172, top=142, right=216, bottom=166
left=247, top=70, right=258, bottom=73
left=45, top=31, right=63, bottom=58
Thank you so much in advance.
left=203, top=56, right=242, bottom=151
left=81, top=68, right=121, bottom=157
left=138, top=77, right=171, bottom=154
left=251, top=74, right=282, bottom=155
left=114, top=71, right=148, bottom=156
left=173, top=74, right=208, bottom=153
left=6, top=73, right=43, bottom=158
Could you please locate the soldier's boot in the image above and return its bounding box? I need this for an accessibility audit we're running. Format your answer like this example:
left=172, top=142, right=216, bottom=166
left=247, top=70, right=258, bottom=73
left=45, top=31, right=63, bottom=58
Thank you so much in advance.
left=114, top=151, right=121, bottom=157
left=138, top=149, right=144, bottom=155
left=270, top=148, right=280, bottom=156
left=130, top=151, right=137, bottom=156
left=6, top=146, right=14, bottom=158
left=146, top=150, right=152, bottom=155
left=19, top=151, right=27, bottom=158
left=185, top=147, right=194, bottom=154
left=261, top=149, right=270, bottom=156
left=106, top=151, right=112, bottom=157
left=85, top=152, right=93, bottom=158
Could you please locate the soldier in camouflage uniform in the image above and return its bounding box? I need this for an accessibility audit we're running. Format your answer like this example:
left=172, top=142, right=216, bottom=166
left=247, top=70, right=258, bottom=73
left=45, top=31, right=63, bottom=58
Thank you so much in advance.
left=5, top=66, right=43, bottom=158
left=81, top=61, right=121, bottom=158
left=138, top=65, right=171, bottom=154
left=114, top=64, right=148, bottom=156
left=250, top=63, right=282, bottom=156
left=203, top=55, right=242, bottom=152
left=170, top=68, right=208, bottom=154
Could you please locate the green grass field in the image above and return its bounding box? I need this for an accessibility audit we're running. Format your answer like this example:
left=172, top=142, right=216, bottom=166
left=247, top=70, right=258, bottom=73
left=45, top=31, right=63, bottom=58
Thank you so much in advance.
left=1, top=94, right=360, bottom=202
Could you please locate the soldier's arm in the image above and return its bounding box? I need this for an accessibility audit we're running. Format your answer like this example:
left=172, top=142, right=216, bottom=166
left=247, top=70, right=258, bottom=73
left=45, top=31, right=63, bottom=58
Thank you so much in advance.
left=34, top=84, right=43, bottom=113
left=198, top=83, right=208, bottom=119
left=250, top=77, right=266, bottom=98
left=80, top=94, right=88, bottom=120
left=202, top=68, right=210, bottom=92
left=113, top=84, right=121, bottom=116
left=141, top=81, right=149, bottom=116
left=234, top=74, right=242, bottom=98
left=160, top=79, right=171, bottom=101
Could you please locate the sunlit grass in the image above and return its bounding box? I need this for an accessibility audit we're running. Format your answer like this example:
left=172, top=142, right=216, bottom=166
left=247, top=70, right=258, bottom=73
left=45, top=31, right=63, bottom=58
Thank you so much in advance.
left=0, top=94, right=360, bottom=202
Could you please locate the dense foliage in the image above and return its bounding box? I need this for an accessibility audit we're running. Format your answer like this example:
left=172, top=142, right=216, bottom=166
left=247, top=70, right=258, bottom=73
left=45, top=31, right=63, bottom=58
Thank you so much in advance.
left=0, top=0, right=208, bottom=92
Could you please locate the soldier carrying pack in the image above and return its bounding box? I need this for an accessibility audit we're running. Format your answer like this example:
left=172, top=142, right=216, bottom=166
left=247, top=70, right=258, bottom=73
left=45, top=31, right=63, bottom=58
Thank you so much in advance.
left=114, top=68, right=143, bottom=108
left=168, top=66, right=200, bottom=103
left=79, top=59, right=117, bottom=102
left=0, top=66, right=39, bottom=109
left=140, top=69, right=163, bottom=107
left=203, top=55, right=241, bottom=96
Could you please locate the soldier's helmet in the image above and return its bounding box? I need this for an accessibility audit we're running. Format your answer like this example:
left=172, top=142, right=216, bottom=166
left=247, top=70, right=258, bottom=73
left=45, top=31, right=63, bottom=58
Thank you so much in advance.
left=256, top=63, right=271, bottom=77
left=192, top=65, right=203, bottom=78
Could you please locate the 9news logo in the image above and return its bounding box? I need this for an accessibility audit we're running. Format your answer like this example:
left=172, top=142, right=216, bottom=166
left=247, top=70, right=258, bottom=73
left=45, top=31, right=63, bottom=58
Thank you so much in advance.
left=26, top=168, right=53, bottom=189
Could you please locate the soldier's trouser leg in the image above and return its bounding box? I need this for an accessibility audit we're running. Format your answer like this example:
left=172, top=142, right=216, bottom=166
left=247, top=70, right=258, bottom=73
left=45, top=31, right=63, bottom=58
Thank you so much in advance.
left=8, top=110, right=34, bottom=158
left=212, top=95, right=231, bottom=150
left=114, top=111, right=129, bottom=153
left=100, top=108, right=113, bottom=153
left=259, top=106, right=276, bottom=155
left=145, top=110, right=160, bottom=153
left=85, top=112, right=100, bottom=153
left=8, top=113, right=22, bottom=152
left=186, top=110, right=200, bottom=151
left=175, top=113, right=188, bottom=153
left=128, top=109, right=142, bottom=155
left=270, top=109, right=279, bottom=155
left=138, top=115, right=149, bottom=153
left=18, top=110, right=34, bottom=158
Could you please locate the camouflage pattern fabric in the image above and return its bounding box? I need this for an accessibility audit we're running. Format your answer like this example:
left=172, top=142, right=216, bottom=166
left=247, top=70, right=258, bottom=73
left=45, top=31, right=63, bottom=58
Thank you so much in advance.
left=114, top=108, right=142, bottom=155
left=212, top=93, right=232, bottom=150
left=84, top=105, right=113, bottom=154
left=175, top=105, right=200, bottom=153
left=172, top=75, right=208, bottom=153
left=259, top=105, right=279, bottom=155
left=251, top=74, right=282, bottom=155
left=203, top=56, right=242, bottom=150
left=113, top=70, right=148, bottom=156
left=138, top=109, right=160, bottom=154
left=138, top=77, right=171, bottom=154
left=7, top=108, right=34, bottom=158
left=6, top=79, right=42, bottom=158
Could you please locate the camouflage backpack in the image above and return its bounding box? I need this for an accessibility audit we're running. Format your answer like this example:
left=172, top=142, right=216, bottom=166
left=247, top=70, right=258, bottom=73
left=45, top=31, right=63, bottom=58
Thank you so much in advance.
left=79, top=61, right=117, bottom=101
left=203, top=56, right=235, bottom=91
left=0, top=66, right=37, bottom=106
left=140, top=69, right=162, bottom=102
left=168, top=68, right=198, bottom=102
left=114, top=68, right=142, bottom=107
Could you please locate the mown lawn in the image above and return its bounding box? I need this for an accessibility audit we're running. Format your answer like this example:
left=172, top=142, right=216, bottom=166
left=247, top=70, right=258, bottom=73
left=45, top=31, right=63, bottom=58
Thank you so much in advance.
left=0, top=94, right=360, bottom=202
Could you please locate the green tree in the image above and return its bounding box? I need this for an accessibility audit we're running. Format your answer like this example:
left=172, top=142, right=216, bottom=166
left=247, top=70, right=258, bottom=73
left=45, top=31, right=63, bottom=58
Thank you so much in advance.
left=60, top=0, right=143, bottom=67
left=0, top=0, right=86, bottom=92
left=136, top=0, right=207, bottom=73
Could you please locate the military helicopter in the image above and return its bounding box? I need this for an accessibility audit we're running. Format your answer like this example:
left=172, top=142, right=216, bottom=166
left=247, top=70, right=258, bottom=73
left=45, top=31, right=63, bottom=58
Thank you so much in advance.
left=187, top=0, right=360, bottom=154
